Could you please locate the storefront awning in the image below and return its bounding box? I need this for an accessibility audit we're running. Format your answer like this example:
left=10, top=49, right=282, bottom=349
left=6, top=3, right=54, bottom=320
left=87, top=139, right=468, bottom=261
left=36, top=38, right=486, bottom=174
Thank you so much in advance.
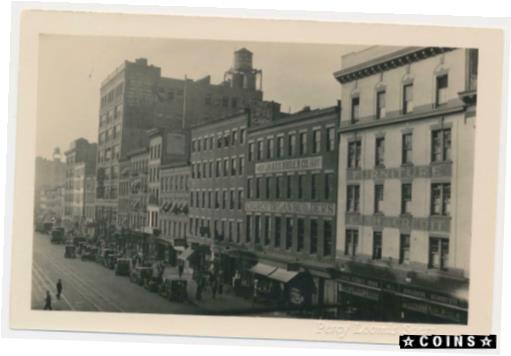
left=267, top=268, right=299, bottom=283
left=250, top=262, right=277, bottom=276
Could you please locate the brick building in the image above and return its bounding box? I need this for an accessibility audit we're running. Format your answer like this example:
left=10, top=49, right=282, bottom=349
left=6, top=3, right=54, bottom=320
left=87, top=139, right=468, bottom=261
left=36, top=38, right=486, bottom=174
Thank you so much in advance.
left=333, top=46, right=477, bottom=323
left=96, top=49, right=265, bottom=230
left=245, top=105, right=340, bottom=307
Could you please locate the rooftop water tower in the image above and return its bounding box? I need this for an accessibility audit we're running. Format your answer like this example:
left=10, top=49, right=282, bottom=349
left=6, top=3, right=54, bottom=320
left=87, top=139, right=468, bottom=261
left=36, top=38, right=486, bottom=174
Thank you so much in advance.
left=224, top=48, right=262, bottom=91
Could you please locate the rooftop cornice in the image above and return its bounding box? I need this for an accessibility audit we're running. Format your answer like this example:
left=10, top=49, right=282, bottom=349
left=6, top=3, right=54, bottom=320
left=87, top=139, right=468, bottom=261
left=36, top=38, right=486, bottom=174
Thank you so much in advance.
left=334, top=47, right=455, bottom=84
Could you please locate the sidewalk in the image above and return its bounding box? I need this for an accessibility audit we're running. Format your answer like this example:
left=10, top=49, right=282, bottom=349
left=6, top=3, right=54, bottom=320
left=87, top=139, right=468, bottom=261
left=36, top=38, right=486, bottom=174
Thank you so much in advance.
left=163, top=266, right=264, bottom=314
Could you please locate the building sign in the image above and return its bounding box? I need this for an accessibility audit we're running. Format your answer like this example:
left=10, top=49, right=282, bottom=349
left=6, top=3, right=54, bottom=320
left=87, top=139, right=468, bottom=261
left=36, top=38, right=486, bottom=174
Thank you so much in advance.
left=340, top=283, right=380, bottom=301
left=345, top=213, right=450, bottom=233
left=347, top=162, right=452, bottom=181
left=255, top=156, right=323, bottom=174
left=246, top=200, right=336, bottom=217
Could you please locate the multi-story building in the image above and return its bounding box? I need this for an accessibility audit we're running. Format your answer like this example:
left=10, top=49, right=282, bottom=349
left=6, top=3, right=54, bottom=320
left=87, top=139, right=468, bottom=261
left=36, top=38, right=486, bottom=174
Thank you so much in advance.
left=64, top=138, right=97, bottom=229
left=96, top=49, right=265, bottom=230
left=39, top=185, right=66, bottom=224
left=188, top=103, right=280, bottom=282
left=245, top=105, right=340, bottom=307
left=159, top=164, right=190, bottom=262
left=126, top=147, right=149, bottom=232
left=34, top=148, right=66, bottom=223
left=333, top=46, right=477, bottom=323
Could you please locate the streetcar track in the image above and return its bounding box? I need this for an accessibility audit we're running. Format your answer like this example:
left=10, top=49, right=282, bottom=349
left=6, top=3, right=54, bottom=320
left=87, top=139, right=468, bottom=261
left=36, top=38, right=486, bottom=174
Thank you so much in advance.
left=37, top=253, right=124, bottom=312
left=33, top=256, right=102, bottom=312
left=32, top=263, right=75, bottom=311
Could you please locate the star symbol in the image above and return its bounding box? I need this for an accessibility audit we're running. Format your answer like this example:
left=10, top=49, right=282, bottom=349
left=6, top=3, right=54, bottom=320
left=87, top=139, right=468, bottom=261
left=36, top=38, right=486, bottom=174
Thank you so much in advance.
left=402, top=336, right=414, bottom=347
left=481, top=336, right=492, bottom=347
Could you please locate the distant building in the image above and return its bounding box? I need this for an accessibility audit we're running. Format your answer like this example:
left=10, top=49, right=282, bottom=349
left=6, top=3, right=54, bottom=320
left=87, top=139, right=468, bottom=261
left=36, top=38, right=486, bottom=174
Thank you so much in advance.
left=64, top=138, right=97, bottom=229
left=34, top=148, right=66, bottom=222
left=96, top=49, right=266, bottom=230
left=333, top=46, right=477, bottom=323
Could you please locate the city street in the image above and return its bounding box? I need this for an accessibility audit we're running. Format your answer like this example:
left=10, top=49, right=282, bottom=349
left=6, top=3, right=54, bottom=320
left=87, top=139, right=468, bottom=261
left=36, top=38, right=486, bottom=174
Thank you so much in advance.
left=31, top=232, right=200, bottom=314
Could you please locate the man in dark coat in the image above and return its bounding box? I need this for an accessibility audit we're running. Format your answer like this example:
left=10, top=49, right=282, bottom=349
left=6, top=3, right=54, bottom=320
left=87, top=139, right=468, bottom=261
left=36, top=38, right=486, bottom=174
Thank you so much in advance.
left=56, top=279, right=63, bottom=300
left=43, top=290, right=52, bottom=310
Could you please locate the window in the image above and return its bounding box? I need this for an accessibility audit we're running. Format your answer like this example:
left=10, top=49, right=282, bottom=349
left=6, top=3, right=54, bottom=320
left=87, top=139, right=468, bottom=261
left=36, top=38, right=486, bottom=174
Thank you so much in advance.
left=402, top=133, right=413, bottom=164
left=217, top=136, right=222, bottom=149
left=264, top=216, right=270, bottom=245
left=431, top=128, right=451, bottom=162
left=230, top=190, right=235, bottom=209
left=231, top=158, right=237, bottom=175
left=215, top=160, right=221, bottom=177
left=285, top=218, right=294, bottom=250
left=255, top=216, right=261, bottom=244
left=403, top=83, right=414, bottom=114
left=222, top=191, right=228, bottom=209
left=274, top=217, right=282, bottom=247
left=277, top=137, right=284, bottom=158
left=238, top=190, right=243, bottom=210
left=431, top=183, right=451, bottom=216
left=240, top=129, right=246, bottom=144
left=239, top=157, right=244, bottom=175
left=247, top=179, right=252, bottom=199
left=313, top=129, right=321, bottom=153
left=202, top=162, right=207, bottom=178
left=399, top=234, right=410, bottom=264
left=324, top=173, right=334, bottom=200
left=436, top=74, right=448, bottom=106
left=298, top=175, right=306, bottom=199
left=215, top=191, right=220, bottom=208
left=348, top=141, right=361, bottom=168
left=267, top=139, right=274, bottom=159
left=288, top=135, right=296, bottom=156
left=401, top=183, right=412, bottom=214
left=345, top=229, right=358, bottom=256
left=205, top=95, right=212, bottom=105
left=311, top=174, right=319, bottom=200
left=265, top=177, right=271, bottom=199
left=375, top=137, right=385, bottom=167
left=297, top=219, right=305, bottom=252
left=299, top=132, right=307, bottom=155
left=351, top=96, right=360, bottom=122
left=231, top=97, right=238, bottom=108
left=326, top=127, right=335, bottom=152
left=248, top=143, right=255, bottom=162
left=232, top=130, right=238, bottom=145
left=374, top=184, right=384, bottom=214
left=246, top=216, right=251, bottom=243
left=429, top=237, right=449, bottom=270
left=324, top=220, right=333, bottom=256
left=224, top=134, right=230, bottom=147
left=256, top=177, right=262, bottom=199
left=223, top=158, right=229, bottom=176
left=257, top=141, right=264, bottom=161
left=228, top=221, right=234, bottom=242
left=286, top=175, right=293, bottom=199
left=310, top=219, right=318, bottom=255
left=209, top=161, right=213, bottom=177
left=347, top=185, right=360, bottom=213
left=372, top=231, right=382, bottom=259
left=376, top=90, right=386, bottom=119
left=276, top=176, right=282, bottom=199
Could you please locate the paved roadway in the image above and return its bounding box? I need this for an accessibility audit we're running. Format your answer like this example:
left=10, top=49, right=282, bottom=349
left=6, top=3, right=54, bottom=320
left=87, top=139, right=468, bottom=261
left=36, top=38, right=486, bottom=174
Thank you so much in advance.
left=31, top=232, right=200, bottom=314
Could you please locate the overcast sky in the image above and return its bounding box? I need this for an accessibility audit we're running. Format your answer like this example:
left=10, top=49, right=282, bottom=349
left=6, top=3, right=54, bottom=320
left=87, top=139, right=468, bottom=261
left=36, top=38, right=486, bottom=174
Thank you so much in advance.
left=36, top=35, right=365, bottom=159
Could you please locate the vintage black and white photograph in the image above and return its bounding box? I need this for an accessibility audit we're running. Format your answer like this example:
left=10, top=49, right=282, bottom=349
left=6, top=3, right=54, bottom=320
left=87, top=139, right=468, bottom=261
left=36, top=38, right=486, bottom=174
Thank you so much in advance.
left=7, top=9, right=505, bottom=345
left=31, top=33, right=477, bottom=324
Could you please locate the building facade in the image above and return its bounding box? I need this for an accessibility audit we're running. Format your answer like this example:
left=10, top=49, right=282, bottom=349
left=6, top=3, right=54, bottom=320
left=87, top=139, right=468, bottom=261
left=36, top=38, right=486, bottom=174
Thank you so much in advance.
left=96, top=49, right=265, bottom=231
left=64, top=138, right=97, bottom=229
left=34, top=149, right=66, bottom=223
left=333, top=46, right=477, bottom=323
left=160, top=164, right=190, bottom=244
left=126, top=148, right=149, bottom=232
left=245, top=105, right=340, bottom=307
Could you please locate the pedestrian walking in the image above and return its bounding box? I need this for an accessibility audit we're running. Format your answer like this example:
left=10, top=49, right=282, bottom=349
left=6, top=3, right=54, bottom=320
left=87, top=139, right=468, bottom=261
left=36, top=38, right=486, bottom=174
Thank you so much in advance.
left=56, top=279, right=63, bottom=300
left=43, top=290, right=52, bottom=310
